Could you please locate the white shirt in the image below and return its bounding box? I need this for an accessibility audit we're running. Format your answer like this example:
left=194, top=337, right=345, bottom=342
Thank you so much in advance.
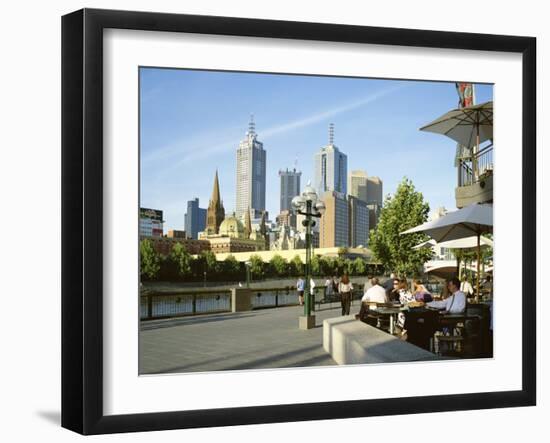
left=460, top=281, right=474, bottom=296
left=361, top=284, right=387, bottom=303
left=427, top=290, right=466, bottom=314
left=338, top=282, right=353, bottom=293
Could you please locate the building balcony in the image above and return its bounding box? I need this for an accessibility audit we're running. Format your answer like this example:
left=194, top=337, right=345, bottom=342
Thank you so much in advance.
left=455, top=144, right=493, bottom=208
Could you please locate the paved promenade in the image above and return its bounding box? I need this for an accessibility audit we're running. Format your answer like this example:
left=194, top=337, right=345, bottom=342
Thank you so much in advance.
left=140, top=302, right=351, bottom=374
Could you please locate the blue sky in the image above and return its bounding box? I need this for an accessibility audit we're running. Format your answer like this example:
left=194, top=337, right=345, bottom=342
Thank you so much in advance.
left=140, top=68, right=493, bottom=231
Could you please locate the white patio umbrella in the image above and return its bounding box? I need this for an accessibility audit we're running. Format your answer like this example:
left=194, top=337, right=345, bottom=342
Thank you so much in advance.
left=413, top=236, right=492, bottom=250
left=402, top=203, right=493, bottom=298
left=419, top=101, right=493, bottom=148
left=412, top=239, right=436, bottom=250
left=438, top=235, right=493, bottom=249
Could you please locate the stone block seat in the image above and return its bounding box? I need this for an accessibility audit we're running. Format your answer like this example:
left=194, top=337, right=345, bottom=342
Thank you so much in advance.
left=323, top=315, right=441, bottom=365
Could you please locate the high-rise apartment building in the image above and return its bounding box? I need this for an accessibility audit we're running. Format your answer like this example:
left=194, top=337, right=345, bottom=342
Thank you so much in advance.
left=184, top=198, right=207, bottom=240
left=236, top=116, right=266, bottom=220
left=279, top=167, right=301, bottom=212
left=348, top=196, right=369, bottom=247
left=319, top=191, right=349, bottom=248
left=314, top=124, right=347, bottom=196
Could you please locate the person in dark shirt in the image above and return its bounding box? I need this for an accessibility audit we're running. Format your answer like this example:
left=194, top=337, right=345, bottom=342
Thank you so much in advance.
left=382, top=273, right=396, bottom=300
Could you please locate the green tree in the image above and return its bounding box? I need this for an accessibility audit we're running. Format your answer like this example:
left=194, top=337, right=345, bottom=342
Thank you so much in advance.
left=334, top=256, right=346, bottom=275
left=343, top=258, right=354, bottom=275
left=353, top=258, right=367, bottom=276
left=269, top=255, right=288, bottom=277
left=201, top=251, right=218, bottom=273
left=290, top=255, right=304, bottom=276
left=249, top=254, right=264, bottom=279
left=170, top=242, right=192, bottom=277
left=369, top=177, right=433, bottom=277
left=310, top=254, right=321, bottom=276
left=140, top=239, right=160, bottom=280
left=223, top=255, right=241, bottom=278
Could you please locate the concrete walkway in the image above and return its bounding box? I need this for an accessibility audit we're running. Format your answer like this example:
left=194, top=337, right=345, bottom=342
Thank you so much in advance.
left=140, top=303, right=350, bottom=374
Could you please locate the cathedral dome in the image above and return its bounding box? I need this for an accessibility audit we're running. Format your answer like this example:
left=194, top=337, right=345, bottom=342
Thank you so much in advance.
left=219, top=216, right=246, bottom=239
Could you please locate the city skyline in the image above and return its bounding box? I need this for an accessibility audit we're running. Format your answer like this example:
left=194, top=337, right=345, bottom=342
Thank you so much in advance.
left=140, top=68, right=493, bottom=231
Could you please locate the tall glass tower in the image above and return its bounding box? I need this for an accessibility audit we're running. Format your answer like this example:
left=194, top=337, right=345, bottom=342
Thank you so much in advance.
left=236, top=116, right=266, bottom=220
left=314, top=123, right=347, bottom=196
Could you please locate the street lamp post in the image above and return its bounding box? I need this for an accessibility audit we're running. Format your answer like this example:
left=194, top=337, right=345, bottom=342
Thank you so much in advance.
left=292, top=183, right=325, bottom=330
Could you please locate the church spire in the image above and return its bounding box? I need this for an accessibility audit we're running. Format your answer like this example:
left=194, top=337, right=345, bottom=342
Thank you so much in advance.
left=206, top=169, right=225, bottom=234
left=211, top=169, right=221, bottom=204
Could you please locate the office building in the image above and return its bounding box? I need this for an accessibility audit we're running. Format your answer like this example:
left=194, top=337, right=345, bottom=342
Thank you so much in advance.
left=184, top=198, right=207, bottom=240
left=348, top=195, right=369, bottom=247
left=235, top=116, right=266, bottom=219
left=279, top=167, right=301, bottom=212
left=314, top=123, right=347, bottom=196
left=348, top=170, right=368, bottom=202
left=366, top=176, right=383, bottom=205
left=139, top=208, right=164, bottom=238
left=367, top=203, right=382, bottom=231
left=319, top=191, right=349, bottom=248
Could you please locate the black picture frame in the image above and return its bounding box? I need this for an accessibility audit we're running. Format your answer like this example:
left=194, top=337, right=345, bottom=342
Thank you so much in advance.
left=62, top=8, right=536, bottom=435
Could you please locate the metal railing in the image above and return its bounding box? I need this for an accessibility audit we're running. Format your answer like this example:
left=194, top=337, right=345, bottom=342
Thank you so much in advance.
left=140, top=289, right=231, bottom=320
left=140, top=284, right=368, bottom=320
left=458, top=144, right=493, bottom=187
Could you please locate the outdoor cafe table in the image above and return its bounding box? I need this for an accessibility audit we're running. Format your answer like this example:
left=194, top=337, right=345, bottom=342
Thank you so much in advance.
left=373, top=306, right=406, bottom=335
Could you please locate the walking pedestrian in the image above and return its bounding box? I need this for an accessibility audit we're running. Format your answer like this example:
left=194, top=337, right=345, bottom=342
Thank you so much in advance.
left=338, top=274, right=353, bottom=316
left=296, top=277, right=305, bottom=306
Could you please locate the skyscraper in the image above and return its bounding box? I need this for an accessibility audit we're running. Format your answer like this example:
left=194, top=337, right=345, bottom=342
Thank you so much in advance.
left=314, top=123, right=347, bottom=196
left=366, top=176, right=383, bottom=205
left=206, top=170, right=225, bottom=235
left=348, top=195, right=369, bottom=247
left=184, top=198, right=207, bottom=240
left=236, top=116, right=266, bottom=220
left=348, top=170, right=368, bottom=202
left=319, top=191, right=349, bottom=248
left=279, top=167, right=301, bottom=212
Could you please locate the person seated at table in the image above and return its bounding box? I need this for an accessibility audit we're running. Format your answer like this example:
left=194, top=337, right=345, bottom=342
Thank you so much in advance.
left=398, top=279, right=415, bottom=305
left=397, top=279, right=415, bottom=332
left=356, top=277, right=387, bottom=324
left=413, top=279, right=433, bottom=303
left=382, top=272, right=396, bottom=298
left=362, top=277, right=387, bottom=305
left=427, top=277, right=466, bottom=314
left=387, top=277, right=401, bottom=303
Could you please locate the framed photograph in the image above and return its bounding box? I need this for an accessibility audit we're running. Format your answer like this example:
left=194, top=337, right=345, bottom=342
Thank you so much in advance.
left=62, top=8, right=536, bottom=435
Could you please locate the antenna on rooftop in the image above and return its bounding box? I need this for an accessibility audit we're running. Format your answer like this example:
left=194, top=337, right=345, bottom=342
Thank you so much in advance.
left=329, top=123, right=335, bottom=145
left=248, top=114, right=256, bottom=135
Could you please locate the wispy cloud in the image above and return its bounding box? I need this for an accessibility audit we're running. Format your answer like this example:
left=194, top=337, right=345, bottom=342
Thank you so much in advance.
left=143, top=85, right=404, bottom=180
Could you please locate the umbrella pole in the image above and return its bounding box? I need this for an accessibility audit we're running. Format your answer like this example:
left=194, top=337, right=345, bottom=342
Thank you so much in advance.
left=476, top=233, right=481, bottom=302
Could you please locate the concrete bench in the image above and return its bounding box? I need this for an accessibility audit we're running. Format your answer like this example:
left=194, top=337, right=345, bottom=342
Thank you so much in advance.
left=323, top=315, right=440, bottom=365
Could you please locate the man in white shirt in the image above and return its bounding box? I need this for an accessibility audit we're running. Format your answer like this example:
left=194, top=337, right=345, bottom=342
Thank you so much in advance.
left=361, top=277, right=387, bottom=305
left=427, top=277, right=466, bottom=314
left=356, top=277, right=387, bottom=323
